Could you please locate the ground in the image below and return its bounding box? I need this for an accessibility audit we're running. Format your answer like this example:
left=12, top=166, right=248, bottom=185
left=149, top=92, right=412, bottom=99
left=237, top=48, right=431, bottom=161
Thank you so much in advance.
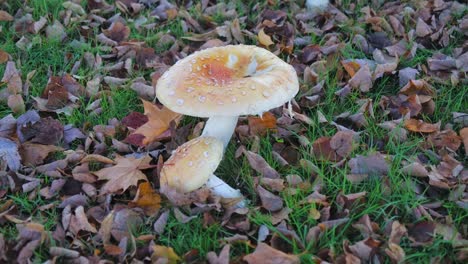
left=0, top=0, right=467, bottom=263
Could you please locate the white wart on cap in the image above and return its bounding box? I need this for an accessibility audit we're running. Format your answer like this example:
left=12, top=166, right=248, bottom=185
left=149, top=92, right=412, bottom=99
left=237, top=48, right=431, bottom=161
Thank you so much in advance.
left=160, top=136, right=223, bottom=193
left=156, top=45, right=299, bottom=117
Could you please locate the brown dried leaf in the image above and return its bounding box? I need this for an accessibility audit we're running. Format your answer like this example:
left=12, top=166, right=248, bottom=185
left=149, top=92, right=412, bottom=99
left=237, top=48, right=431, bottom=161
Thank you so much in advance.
left=416, top=18, right=432, bottom=37
left=21, top=117, right=64, bottom=145
left=248, top=112, right=277, bottom=136
left=70, top=206, right=97, bottom=234
left=348, top=64, right=372, bottom=92
left=93, top=155, right=151, bottom=194
left=330, top=131, right=355, bottom=158
left=404, top=119, right=440, bottom=133
left=7, top=94, right=25, bottom=114
left=427, top=130, right=461, bottom=151
left=207, top=244, right=230, bottom=264
left=460, top=127, right=468, bottom=156
left=0, top=49, right=9, bottom=64
left=0, top=137, right=21, bottom=171
left=2, top=61, right=22, bottom=94
left=408, top=221, right=435, bottom=244
left=257, top=185, right=283, bottom=212
left=19, top=143, right=62, bottom=166
left=127, top=100, right=182, bottom=146
left=347, top=153, right=389, bottom=183
left=243, top=243, right=299, bottom=264
left=103, top=21, right=130, bottom=43
left=401, top=162, right=428, bottom=177
left=245, top=151, right=280, bottom=179
left=129, top=182, right=161, bottom=216
left=346, top=237, right=381, bottom=261
left=0, top=10, right=13, bottom=21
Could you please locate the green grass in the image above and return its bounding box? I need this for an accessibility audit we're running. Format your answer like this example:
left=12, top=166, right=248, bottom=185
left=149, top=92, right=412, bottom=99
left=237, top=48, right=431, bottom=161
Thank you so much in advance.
left=1, top=0, right=467, bottom=262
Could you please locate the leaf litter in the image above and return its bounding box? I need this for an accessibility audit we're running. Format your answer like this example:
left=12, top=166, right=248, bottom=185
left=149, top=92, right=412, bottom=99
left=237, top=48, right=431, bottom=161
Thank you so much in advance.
left=0, top=0, right=467, bottom=263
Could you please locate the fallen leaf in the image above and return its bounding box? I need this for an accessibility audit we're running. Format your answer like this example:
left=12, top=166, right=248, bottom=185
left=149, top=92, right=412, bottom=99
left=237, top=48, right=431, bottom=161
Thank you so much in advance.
left=93, top=155, right=152, bottom=194
left=129, top=182, right=161, bottom=216
left=257, top=185, right=283, bottom=212
left=404, top=119, right=440, bottom=133
left=347, top=153, right=389, bottom=183
left=207, top=244, right=230, bottom=264
left=408, top=221, right=435, bottom=244
left=103, top=21, right=130, bottom=43
left=401, top=162, right=429, bottom=177
left=0, top=49, right=9, bottom=63
left=427, top=130, right=461, bottom=151
left=151, top=245, right=181, bottom=264
left=0, top=10, right=13, bottom=21
left=460, top=127, right=468, bottom=156
left=330, top=131, right=355, bottom=158
left=399, top=67, right=419, bottom=87
left=49, top=247, right=80, bottom=258
left=111, top=208, right=143, bottom=241
left=0, top=114, right=16, bottom=137
left=20, top=117, right=64, bottom=145
left=342, top=60, right=361, bottom=77
left=69, top=206, right=97, bottom=234
left=243, top=243, right=299, bottom=264
left=0, top=137, right=21, bottom=171
left=258, top=28, right=274, bottom=47
left=7, top=94, right=25, bottom=114
left=153, top=210, right=170, bottom=234
left=312, top=131, right=354, bottom=161
left=416, top=18, right=432, bottom=37
left=19, top=143, right=62, bottom=166
left=385, top=242, right=405, bottom=263
left=346, top=237, right=381, bottom=261
left=2, top=61, right=22, bottom=94
left=348, top=64, right=373, bottom=92
left=245, top=151, right=280, bottom=179
left=312, top=137, right=337, bottom=161
left=127, top=100, right=182, bottom=146
left=122, top=111, right=148, bottom=129
left=248, top=112, right=277, bottom=136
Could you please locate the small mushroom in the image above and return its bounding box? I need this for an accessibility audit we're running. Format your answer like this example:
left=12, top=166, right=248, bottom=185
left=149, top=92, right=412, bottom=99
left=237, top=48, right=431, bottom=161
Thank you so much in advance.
left=160, top=136, right=245, bottom=207
left=156, top=45, right=299, bottom=148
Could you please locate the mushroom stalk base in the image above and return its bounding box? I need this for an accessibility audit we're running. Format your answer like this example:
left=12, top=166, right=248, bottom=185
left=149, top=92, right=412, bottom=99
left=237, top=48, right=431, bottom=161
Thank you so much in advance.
left=202, top=116, right=238, bottom=149
left=206, top=174, right=245, bottom=208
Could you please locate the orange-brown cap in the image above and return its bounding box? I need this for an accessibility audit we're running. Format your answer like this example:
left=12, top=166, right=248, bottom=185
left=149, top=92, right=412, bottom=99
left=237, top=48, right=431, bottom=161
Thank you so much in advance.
left=156, top=45, right=299, bottom=117
left=160, top=136, right=223, bottom=193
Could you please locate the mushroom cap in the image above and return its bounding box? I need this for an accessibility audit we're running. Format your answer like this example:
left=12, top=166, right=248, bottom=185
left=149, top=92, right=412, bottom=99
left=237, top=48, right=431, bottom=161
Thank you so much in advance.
left=160, top=136, right=223, bottom=193
left=156, top=45, right=299, bottom=117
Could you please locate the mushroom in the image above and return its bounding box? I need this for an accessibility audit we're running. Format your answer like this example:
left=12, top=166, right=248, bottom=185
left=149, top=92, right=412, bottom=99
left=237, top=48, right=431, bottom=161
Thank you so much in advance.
left=156, top=45, right=299, bottom=148
left=160, top=136, right=245, bottom=207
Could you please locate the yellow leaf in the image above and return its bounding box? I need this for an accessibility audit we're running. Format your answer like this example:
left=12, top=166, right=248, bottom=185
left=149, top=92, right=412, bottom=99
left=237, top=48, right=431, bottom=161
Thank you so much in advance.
left=129, top=182, right=161, bottom=216
left=258, top=28, right=274, bottom=47
left=130, top=100, right=182, bottom=146
left=151, top=245, right=181, bottom=264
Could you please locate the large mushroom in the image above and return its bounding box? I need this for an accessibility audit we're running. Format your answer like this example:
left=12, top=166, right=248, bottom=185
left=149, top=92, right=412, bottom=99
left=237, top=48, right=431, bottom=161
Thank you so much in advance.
left=160, top=136, right=245, bottom=207
left=156, top=45, right=299, bottom=148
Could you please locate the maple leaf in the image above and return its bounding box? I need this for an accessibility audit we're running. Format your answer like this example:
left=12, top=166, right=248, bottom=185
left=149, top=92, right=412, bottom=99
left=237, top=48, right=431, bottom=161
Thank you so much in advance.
left=93, top=155, right=153, bottom=194
left=127, top=100, right=182, bottom=146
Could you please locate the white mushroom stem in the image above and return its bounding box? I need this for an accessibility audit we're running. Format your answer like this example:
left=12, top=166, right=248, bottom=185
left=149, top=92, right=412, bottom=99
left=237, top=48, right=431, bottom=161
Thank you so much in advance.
left=206, top=174, right=245, bottom=208
left=201, top=116, right=238, bottom=149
